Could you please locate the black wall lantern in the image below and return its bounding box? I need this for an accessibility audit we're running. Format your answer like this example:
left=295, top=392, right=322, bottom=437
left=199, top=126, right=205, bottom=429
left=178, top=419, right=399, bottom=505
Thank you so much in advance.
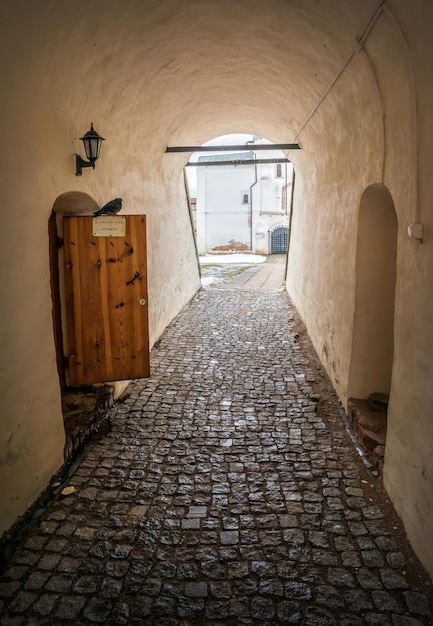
left=75, top=123, right=105, bottom=176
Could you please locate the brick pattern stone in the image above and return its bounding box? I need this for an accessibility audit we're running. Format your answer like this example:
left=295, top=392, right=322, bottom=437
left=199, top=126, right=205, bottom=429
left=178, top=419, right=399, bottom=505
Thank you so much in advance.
left=0, top=262, right=432, bottom=624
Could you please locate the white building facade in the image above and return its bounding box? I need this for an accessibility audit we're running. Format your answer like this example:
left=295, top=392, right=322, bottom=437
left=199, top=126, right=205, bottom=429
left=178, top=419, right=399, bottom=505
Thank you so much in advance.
left=195, top=142, right=293, bottom=255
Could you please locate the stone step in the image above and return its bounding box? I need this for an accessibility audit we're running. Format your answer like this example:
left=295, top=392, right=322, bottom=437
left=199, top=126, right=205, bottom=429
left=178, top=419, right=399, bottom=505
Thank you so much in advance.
left=348, top=397, right=387, bottom=453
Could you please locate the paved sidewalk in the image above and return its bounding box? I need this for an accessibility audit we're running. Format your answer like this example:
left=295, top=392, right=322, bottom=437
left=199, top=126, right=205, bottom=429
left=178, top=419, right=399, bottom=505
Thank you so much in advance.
left=0, top=260, right=432, bottom=625
left=219, top=255, right=286, bottom=291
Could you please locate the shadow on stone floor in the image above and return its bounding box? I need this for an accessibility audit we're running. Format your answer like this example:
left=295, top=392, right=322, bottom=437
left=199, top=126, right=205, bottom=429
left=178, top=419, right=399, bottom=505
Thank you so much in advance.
left=0, top=385, right=117, bottom=570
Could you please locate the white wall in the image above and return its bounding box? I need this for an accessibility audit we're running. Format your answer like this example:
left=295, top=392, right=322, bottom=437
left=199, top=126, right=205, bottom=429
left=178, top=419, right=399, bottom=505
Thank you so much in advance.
left=196, top=152, right=290, bottom=254
left=197, top=164, right=255, bottom=252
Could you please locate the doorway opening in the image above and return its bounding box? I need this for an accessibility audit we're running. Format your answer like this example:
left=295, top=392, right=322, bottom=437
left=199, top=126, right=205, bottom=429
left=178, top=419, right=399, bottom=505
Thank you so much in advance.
left=185, top=134, right=293, bottom=256
left=347, top=184, right=398, bottom=471
left=269, top=225, right=288, bottom=254
left=48, top=193, right=116, bottom=463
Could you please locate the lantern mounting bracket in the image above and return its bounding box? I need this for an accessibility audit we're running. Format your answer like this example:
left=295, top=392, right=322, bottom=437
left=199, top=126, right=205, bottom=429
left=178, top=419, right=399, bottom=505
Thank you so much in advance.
left=75, top=154, right=95, bottom=176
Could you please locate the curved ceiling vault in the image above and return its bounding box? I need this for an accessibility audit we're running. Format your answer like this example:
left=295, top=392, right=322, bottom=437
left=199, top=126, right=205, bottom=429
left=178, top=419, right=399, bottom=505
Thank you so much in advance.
left=31, top=0, right=380, bottom=153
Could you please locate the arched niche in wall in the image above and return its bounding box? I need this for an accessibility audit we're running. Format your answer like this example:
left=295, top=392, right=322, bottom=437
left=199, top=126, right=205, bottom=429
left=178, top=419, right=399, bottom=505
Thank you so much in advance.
left=52, top=192, right=99, bottom=216
left=348, top=184, right=398, bottom=400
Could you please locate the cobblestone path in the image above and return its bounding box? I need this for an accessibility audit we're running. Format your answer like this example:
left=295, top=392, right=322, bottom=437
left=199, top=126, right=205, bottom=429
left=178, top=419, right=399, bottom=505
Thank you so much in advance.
left=1, top=273, right=432, bottom=624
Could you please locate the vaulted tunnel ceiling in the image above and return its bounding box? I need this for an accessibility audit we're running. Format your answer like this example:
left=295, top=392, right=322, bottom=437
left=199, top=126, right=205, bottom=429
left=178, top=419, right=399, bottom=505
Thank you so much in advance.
left=20, top=0, right=381, bottom=153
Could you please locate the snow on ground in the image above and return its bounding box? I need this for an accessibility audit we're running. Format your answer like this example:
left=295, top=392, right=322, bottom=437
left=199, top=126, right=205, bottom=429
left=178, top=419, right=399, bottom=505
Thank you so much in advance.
left=199, top=254, right=266, bottom=265
left=199, top=254, right=266, bottom=287
left=201, top=276, right=225, bottom=286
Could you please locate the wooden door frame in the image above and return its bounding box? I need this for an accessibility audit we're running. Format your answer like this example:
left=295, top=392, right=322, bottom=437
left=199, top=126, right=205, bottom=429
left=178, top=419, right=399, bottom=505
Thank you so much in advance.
left=48, top=211, right=67, bottom=388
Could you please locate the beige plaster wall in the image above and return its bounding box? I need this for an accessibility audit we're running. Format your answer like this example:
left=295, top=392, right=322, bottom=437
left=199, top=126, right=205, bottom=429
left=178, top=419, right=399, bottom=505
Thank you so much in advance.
left=288, top=49, right=385, bottom=399
left=287, top=3, right=433, bottom=577
left=376, top=4, right=433, bottom=578
left=0, top=0, right=432, bottom=579
left=0, top=1, right=201, bottom=534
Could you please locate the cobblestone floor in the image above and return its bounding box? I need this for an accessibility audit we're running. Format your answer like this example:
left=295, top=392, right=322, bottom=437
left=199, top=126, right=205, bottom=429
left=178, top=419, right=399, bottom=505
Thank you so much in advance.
left=1, top=259, right=432, bottom=625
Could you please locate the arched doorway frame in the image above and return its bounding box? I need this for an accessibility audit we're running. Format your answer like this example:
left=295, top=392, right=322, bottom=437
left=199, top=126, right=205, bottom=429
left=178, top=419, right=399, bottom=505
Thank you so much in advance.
left=268, top=223, right=288, bottom=254
left=48, top=192, right=100, bottom=388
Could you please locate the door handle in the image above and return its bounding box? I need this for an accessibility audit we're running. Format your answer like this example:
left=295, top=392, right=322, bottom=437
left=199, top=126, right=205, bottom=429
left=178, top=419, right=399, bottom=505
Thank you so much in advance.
left=126, top=271, right=142, bottom=286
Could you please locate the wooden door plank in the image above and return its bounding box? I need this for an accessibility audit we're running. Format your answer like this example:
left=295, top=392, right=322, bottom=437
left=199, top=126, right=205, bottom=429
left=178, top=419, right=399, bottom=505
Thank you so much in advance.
left=127, top=215, right=149, bottom=378
left=64, top=218, right=82, bottom=384
left=83, top=224, right=109, bottom=382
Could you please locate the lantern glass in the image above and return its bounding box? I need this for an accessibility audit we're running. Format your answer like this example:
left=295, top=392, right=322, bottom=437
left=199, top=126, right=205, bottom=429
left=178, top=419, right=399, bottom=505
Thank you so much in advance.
left=80, top=123, right=105, bottom=164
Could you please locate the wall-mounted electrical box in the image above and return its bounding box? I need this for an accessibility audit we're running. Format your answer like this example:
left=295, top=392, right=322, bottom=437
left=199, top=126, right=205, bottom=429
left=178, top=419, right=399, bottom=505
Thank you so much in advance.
left=408, top=223, right=423, bottom=243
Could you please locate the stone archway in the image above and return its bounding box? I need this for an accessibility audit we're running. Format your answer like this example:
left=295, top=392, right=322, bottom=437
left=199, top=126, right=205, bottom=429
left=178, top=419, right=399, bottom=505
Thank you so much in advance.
left=348, top=184, right=398, bottom=461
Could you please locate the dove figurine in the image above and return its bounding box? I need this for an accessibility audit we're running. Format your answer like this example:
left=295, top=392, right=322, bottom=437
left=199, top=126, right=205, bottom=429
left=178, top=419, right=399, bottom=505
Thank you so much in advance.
left=93, top=198, right=123, bottom=217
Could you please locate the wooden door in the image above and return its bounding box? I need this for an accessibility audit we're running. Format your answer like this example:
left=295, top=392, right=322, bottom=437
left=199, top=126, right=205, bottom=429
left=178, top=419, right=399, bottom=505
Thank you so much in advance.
left=63, top=215, right=150, bottom=385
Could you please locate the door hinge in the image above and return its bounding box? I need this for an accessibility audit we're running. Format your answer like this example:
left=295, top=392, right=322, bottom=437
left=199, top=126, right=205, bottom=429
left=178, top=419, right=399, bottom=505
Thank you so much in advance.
left=56, top=236, right=64, bottom=249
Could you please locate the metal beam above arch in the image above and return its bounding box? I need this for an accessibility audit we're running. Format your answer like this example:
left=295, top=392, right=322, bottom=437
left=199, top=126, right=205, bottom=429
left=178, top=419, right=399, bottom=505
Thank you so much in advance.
left=185, top=158, right=291, bottom=166
left=166, top=144, right=300, bottom=153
